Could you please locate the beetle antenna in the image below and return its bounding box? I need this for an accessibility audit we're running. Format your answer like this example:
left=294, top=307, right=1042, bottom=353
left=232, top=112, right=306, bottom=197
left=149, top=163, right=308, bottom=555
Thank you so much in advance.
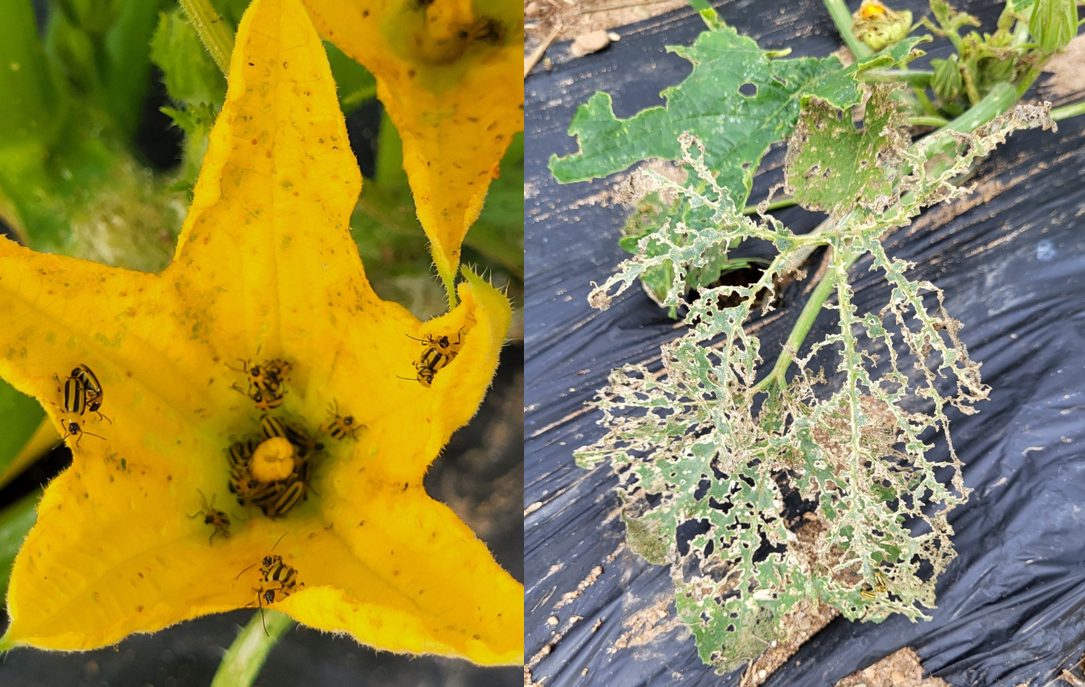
left=270, top=532, right=287, bottom=552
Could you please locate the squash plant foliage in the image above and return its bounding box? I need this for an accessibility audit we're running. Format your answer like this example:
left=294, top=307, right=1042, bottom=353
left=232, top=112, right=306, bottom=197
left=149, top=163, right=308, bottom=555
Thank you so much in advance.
left=549, top=0, right=1064, bottom=674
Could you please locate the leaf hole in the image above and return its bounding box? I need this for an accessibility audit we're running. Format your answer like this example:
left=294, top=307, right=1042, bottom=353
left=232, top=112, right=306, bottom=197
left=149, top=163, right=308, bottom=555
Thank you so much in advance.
left=693, top=477, right=710, bottom=500
left=738, top=82, right=758, bottom=98
left=676, top=518, right=712, bottom=556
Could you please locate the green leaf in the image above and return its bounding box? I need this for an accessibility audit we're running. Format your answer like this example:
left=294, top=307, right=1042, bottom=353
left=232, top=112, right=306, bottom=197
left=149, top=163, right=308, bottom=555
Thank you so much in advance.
left=52, top=0, right=125, bottom=35
left=151, top=8, right=226, bottom=197
left=151, top=8, right=227, bottom=108
left=42, top=0, right=162, bottom=135
left=0, top=491, right=39, bottom=600
left=0, top=379, right=46, bottom=478
left=325, top=41, right=376, bottom=113
left=44, top=13, right=102, bottom=95
left=785, top=86, right=909, bottom=216
left=100, top=0, right=164, bottom=136
left=550, top=26, right=922, bottom=207
left=350, top=182, right=433, bottom=279
left=576, top=99, right=1053, bottom=672
left=374, top=109, right=407, bottom=189
left=1030, top=0, right=1078, bottom=53
left=616, top=189, right=771, bottom=314
left=0, top=0, right=64, bottom=149
left=209, top=0, right=251, bottom=28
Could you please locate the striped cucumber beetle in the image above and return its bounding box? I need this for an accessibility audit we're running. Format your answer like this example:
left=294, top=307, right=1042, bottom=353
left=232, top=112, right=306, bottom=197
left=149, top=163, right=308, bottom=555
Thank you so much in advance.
left=188, top=489, right=231, bottom=544
left=321, top=400, right=363, bottom=441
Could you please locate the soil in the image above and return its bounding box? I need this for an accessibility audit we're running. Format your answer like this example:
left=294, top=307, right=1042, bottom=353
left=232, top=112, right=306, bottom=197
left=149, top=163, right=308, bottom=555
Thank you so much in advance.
left=1041, top=34, right=1085, bottom=101
left=833, top=648, right=950, bottom=687
left=741, top=600, right=840, bottom=687
left=525, top=0, right=689, bottom=74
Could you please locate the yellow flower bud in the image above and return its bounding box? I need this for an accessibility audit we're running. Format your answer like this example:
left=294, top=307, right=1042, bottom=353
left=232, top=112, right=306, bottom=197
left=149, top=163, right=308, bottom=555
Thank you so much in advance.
left=852, top=0, right=913, bottom=52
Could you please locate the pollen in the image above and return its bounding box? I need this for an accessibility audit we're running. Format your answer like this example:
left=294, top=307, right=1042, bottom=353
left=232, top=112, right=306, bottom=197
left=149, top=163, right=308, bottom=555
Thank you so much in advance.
left=250, top=437, right=296, bottom=482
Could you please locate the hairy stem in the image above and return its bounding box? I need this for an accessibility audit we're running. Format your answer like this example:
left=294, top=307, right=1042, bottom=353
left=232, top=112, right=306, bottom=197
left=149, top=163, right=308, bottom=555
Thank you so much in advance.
left=751, top=256, right=844, bottom=395
left=1051, top=98, right=1085, bottom=122
left=861, top=69, right=935, bottom=87
left=685, top=0, right=724, bottom=30
left=822, top=0, right=871, bottom=59
left=909, top=115, right=950, bottom=127
left=210, top=610, right=294, bottom=687
left=742, top=196, right=797, bottom=215
left=178, top=0, right=235, bottom=76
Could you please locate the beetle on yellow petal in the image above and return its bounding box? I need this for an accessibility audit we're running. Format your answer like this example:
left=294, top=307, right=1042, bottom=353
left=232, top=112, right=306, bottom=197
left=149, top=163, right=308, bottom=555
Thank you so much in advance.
left=298, top=0, right=524, bottom=302
left=0, top=0, right=521, bottom=667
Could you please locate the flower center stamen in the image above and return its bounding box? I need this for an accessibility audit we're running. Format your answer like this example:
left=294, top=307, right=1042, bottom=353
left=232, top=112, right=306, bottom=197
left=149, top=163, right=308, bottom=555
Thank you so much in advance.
left=250, top=437, right=296, bottom=482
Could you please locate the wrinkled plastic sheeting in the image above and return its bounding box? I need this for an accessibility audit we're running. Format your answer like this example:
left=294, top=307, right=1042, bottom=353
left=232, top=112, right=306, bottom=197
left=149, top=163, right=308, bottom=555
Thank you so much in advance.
left=524, top=2, right=1085, bottom=686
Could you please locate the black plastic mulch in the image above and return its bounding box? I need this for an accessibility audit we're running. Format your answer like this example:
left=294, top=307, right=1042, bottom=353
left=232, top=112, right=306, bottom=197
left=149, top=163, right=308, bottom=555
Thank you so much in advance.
left=525, top=1, right=1085, bottom=685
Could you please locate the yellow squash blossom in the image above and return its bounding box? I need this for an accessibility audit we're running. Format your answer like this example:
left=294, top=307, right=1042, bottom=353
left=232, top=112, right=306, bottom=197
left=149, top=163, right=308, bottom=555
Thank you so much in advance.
left=0, top=0, right=521, bottom=666
left=300, top=0, right=524, bottom=300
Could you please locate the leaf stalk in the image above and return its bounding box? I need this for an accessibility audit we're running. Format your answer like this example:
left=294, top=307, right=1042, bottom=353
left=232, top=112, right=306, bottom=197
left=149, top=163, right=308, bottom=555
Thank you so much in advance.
left=178, top=0, right=235, bottom=76
left=1051, top=98, right=1085, bottom=122
left=210, top=609, right=294, bottom=687
left=821, top=0, right=872, bottom=59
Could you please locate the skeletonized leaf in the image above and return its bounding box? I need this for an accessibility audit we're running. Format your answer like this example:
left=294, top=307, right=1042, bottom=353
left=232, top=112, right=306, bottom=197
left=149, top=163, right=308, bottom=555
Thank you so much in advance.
left=578, top=103, right=1054, bottom=673
left=785, top=86, right=910, bottom=217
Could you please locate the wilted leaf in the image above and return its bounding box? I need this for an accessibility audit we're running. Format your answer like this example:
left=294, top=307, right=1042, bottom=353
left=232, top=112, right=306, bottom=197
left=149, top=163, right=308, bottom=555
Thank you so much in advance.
left=785, top=86, right=910, bottom=216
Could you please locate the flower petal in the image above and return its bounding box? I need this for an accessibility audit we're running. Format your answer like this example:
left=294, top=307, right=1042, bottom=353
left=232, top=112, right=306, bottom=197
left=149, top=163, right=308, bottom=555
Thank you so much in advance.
left=299, top=0, right=524, bottom=290
left=167, top=0, right=372, bottom=357
left=325, top=267, right=511, bottom=485
left=424, top=268, right=511, bottom=461
left=0, top=237, right=227, bottom=437
left=0, top=445, right=314, bottom=649
left=278, top=489, right=522, bottom=665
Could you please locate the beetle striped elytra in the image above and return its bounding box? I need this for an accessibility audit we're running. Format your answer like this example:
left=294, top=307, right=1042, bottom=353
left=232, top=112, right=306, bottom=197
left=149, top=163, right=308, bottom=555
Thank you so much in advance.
left=408, top=330, right=464, bottom=356
left=230, top=357, right=293, bottom=410
left=238, top=535, right=301, bottom=635
left=71, top=365, right=103, bottom=410
left=400, top=329, right=465, bottom=387
left=259, top=415, right=289, bottom=441
left=56, top=364, right=109, bottom=422
left=321, top=400, right=363, bottom=440
left=401, top=347, right=450, bottom=388
left=61, top=376, right=86, bottom=415
left=227, top=417, right=313, bottom=518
